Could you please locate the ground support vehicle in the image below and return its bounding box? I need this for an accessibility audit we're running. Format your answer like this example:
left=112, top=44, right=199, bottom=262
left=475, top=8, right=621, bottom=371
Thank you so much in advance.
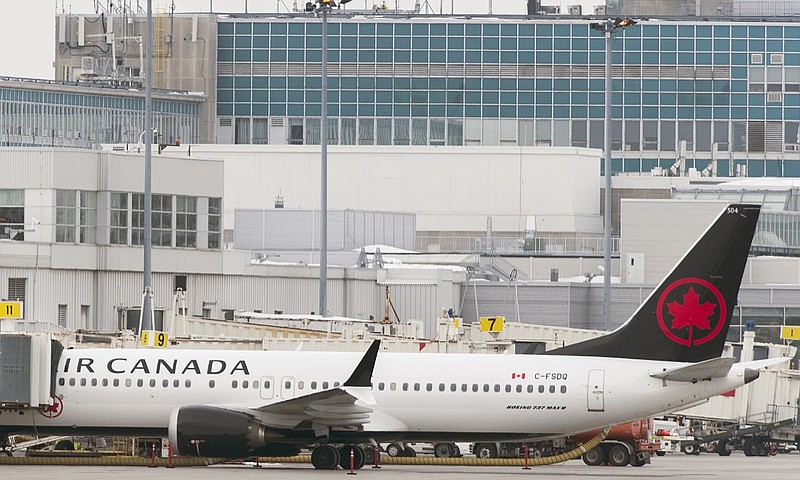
left=698, top=418, right=797, bottom=457
left=470, top=418, right=659, bottom=467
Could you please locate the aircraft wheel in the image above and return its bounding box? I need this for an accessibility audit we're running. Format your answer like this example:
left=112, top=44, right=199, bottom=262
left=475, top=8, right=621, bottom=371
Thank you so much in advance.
left=473, top=443, right=497, bottom=459
left=364, top=446, right=376, bottom=465
left=311, top=445, right=340, bottom=470
left=338, top=445, right=366, bottom=470
left=385, top=443, right=403, bottom=457
left=434, top=443, right=454, bottom=458
left=716, top=439, right=733, bottom=456
left=581, top=447, right=606, bottom=466
left=607, top=444, right=630, bottom=467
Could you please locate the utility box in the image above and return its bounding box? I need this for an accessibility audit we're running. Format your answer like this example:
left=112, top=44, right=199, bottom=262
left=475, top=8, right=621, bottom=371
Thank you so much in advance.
left=0, top=334, right=57, bottom=408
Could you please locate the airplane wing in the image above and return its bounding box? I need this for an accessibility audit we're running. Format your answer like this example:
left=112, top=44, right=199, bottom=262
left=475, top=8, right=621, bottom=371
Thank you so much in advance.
left=245, top=340, right=381, bottom=436
left=650, top=357, right=735, bottom=383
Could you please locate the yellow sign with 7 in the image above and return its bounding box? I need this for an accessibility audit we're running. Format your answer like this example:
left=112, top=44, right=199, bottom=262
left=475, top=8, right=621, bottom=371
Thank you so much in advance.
left=479, top=316, right=505, bottom=332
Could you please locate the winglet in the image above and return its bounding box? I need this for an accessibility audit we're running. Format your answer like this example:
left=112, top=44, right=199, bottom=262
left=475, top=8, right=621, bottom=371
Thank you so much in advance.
left=343, top=340, right=381, bottom=388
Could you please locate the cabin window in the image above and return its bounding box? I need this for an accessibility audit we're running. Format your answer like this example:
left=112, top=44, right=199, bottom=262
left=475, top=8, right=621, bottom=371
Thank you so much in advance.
left=538, top=385, right=545, bottom=393
left=505, top=384, right=511, bottom=393
left=102, top=379, right=108, bottom=387
left=113, top=379, right=119, bottom=387
left=334, top=382, right=340, bottom=387
left=472, top=384, right=479, bottom=392
left=389, top=382, right=396, bottom=391
left=149, top=379, right=156, bottom=388
left=413, top=383, right=420, bottom=391
left=69, top=378, right=75, bottom=386
left=252, top=381, right=258, bottom=389
left=91, top=378, right=97, bottom=387
left=402, top=383, right=409, bottom=391
left=378, top=382, right=385, bottom=391
left=322, top=381, right=329, bottom=389
left=209, top=380, right=216, bottom=388
left=311, top=381, right=317, bottom=389
left=450, top=383, right=457, bottom=392
left=426, top=383, right=433, bottom=391
left=185, top=379, right=191, bottom=388
left=549, top=385, right=556, bottom=394
left=125, top=379, right=132, bottom=387
left=560, top=385, right=567, bottom=394
left=233, top=380, right=239, bottom=388
left=137, top=379, right=144, bottom=387
left=494, top=384, right=501, bottom=393
left=162, top=380, right=169, bottom=388
left=483, top=384, right=490, bottom=392
left=516, top=385, right=523, bottom=393
left=527, top=385, right=534, bottom=393
left=58, top=378, right=65, bottom=386
left=461, top=384, right=468, bottom=392
left=438, top=383, right=445, bottom=392
left=173, top=379, right=180, bottom=388
left=80, top=378, right=86, bottom=387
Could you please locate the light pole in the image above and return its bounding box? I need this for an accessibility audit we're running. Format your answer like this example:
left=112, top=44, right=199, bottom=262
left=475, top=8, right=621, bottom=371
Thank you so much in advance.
left=306, top=0, right=352, bottom=316
left=590, top=17, right=636, bottom=332
left=143, top=0, right=154, bottom=333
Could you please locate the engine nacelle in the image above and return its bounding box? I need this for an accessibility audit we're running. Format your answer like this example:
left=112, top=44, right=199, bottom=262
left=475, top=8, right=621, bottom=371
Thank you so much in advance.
left=169, top=405, right=293, bottom=457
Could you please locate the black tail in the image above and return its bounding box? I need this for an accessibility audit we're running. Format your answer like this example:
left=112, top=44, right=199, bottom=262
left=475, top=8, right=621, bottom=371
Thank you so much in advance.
left=547, top=204, right=760, bottom=363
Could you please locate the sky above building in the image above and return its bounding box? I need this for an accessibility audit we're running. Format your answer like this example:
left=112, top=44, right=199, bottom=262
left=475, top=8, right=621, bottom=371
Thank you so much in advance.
left=0, top=0, right=526, bottom=80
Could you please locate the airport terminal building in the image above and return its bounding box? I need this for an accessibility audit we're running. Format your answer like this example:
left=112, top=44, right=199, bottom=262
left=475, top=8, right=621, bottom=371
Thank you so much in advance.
left=48, top=6, right=800, bottom=177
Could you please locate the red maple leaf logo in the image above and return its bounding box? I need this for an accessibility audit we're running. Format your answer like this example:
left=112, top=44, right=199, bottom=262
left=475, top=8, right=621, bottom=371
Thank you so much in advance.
left=666, top=287, right=717, bottom=331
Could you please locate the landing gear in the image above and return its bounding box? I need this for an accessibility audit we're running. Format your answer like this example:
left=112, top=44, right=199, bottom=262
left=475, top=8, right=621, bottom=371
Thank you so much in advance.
left=311, top=445, right=340, bottom=470
left=338, top=445, right=366, bottom=470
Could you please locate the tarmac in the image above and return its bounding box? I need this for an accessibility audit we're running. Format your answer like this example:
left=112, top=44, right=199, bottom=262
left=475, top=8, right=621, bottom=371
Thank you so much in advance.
left=0, top=452, right=798, bottom=479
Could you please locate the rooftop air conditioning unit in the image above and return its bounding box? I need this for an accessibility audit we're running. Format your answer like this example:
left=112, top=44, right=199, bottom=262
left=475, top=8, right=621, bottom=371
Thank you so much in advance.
left=569, top=5, right=582, bottom=14
left=594, top=5, right=606, bottom=15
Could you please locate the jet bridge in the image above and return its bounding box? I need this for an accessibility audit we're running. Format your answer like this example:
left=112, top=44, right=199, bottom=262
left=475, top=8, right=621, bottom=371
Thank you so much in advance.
left=0, top=334, right=62, bottom=409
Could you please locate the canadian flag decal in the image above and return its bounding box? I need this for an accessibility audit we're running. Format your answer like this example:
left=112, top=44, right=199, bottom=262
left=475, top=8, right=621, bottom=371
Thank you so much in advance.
left=511, top=373, right=526, bottom=379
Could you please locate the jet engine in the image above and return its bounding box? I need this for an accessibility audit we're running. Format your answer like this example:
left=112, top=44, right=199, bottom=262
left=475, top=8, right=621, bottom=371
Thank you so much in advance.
left=168, top=405, right=299, bottom=457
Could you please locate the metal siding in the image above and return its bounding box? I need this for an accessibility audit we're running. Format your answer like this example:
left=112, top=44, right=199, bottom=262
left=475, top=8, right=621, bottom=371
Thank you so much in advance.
left=0, top=336, right=31, bottom=404
left=233, top=210, right=266, bottom=250
left=621, top=201, right=726, bottom=284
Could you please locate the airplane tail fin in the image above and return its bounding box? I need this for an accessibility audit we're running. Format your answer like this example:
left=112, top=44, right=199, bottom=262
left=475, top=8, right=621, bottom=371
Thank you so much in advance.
left=547, top=204, right=760, bottom=363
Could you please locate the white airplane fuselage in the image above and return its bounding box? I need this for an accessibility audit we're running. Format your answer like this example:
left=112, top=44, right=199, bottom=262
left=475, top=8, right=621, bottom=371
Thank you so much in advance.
left=1, top=347, right=748, bottom=442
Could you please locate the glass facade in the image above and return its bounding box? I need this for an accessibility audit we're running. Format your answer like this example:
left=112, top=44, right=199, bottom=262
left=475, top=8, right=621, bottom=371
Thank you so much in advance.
left=0, top=81, right=202, bottom=147
left=217, top=17, right=800, bottom=177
